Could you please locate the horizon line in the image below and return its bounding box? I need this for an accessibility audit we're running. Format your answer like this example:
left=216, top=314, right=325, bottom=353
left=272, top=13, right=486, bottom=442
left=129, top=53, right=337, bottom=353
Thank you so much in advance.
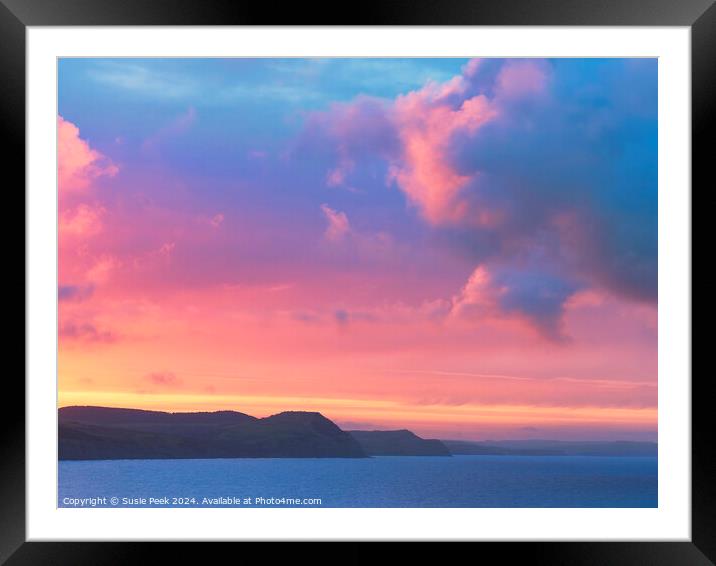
left=58, top=404, right=658, bottom=444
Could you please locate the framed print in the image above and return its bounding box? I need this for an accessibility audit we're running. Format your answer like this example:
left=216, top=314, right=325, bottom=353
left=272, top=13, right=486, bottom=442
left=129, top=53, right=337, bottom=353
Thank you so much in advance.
left=5, top=0, right=711, bottom=563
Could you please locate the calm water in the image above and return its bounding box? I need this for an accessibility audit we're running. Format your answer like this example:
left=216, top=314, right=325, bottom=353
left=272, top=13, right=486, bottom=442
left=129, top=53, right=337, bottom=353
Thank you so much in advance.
left=59, top=455, right=657, bottom=508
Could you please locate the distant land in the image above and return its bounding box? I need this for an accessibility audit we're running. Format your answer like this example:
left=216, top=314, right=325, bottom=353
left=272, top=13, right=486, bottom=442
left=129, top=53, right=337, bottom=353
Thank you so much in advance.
left=443, top=439, right=657, bottom=457
left=348, top=430, right=451, bottom=456
left=58, top=406, right=657, bottom=460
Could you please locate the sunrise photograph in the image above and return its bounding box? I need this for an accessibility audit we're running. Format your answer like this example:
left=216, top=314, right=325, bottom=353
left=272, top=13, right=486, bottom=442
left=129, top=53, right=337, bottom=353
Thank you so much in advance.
left=57, top=57, right=658, bottom=508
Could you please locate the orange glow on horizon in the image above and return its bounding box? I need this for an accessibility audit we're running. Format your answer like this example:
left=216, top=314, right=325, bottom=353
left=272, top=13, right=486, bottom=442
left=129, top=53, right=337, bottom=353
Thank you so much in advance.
left=58, top=390, right=657, bottom=441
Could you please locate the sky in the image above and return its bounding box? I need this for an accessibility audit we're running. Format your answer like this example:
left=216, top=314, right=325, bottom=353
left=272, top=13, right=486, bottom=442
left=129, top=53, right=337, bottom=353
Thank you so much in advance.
left=57, top=58, right=658, bottom=441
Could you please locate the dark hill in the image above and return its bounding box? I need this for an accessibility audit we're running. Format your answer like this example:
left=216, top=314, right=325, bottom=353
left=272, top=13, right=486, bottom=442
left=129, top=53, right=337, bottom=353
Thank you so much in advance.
left=348, top=430, right=451, bottom=456
left=59, top=406, right=367, bottom=460
left=59, top=405, right=258, bottom=425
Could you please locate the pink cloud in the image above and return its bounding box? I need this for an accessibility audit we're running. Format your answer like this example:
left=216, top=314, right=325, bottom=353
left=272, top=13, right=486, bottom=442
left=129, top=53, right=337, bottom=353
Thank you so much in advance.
left=387, top=61, right=551, bottom=225
left=320, top=204, right=350, bottom=242
left=389, top=90, right=496, bottom=224
left=449, top=266, right=500, bottom=319
left=59, top=203, right=106, bottom=238
left=58, top=116, right=126, bottom=346
left=58, top=116, right=117, bottom=195
left=85, top=255, right=121, bottom=284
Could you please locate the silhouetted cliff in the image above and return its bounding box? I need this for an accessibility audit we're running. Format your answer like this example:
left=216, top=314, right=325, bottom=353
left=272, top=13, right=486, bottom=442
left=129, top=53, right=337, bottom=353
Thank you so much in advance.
left=59, top=406, right=367, bottom=460
left=348, top=430, right=451, bottom=456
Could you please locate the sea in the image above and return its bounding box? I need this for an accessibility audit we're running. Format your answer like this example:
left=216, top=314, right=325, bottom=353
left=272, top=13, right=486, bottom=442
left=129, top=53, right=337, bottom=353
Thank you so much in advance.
left=58, top=455, right=657, bottom=508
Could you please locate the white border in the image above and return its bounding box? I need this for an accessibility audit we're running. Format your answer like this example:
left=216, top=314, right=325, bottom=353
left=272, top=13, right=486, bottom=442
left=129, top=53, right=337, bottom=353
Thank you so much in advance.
left=27, top=27, right=691, bottom=541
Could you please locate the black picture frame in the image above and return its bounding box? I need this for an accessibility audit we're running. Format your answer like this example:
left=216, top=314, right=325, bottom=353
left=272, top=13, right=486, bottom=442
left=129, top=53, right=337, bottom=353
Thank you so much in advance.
left=4, top=0, right=709, bottom=563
